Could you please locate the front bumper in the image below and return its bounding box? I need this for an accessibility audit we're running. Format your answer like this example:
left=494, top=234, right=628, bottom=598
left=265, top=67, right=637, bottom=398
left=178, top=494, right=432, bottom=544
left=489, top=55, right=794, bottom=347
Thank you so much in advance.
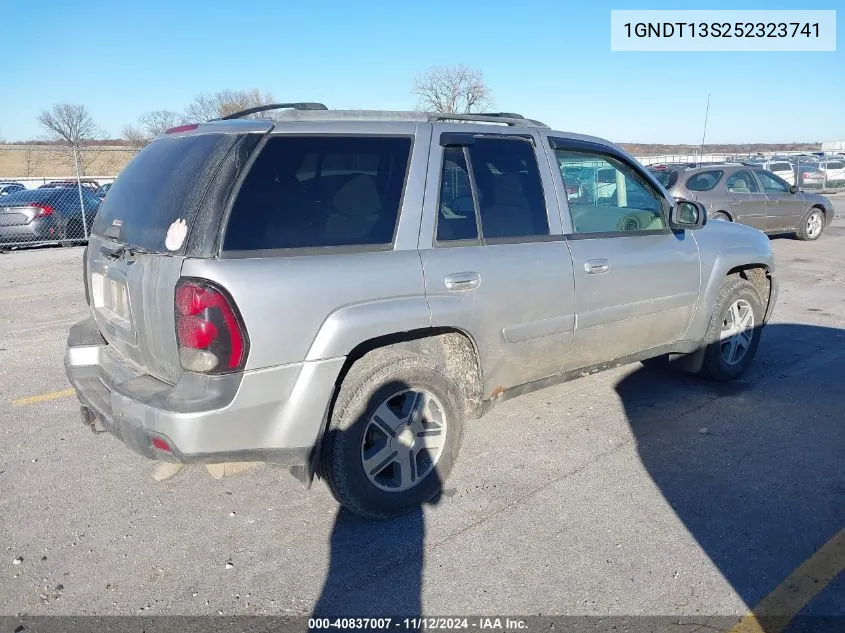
left=64, top=316, right=344, bottom=466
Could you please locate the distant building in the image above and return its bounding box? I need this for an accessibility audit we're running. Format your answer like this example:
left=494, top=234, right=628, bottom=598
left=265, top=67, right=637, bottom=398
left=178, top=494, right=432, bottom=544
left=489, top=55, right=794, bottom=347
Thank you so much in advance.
left=821, top=140, right=845, bottom=152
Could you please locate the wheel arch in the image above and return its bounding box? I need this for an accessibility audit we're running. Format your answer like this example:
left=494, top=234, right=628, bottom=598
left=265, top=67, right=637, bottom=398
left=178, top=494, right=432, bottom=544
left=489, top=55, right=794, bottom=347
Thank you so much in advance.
left=337, top=327, right=484, bottom=421
left=299, top=327, right=484, bottom=487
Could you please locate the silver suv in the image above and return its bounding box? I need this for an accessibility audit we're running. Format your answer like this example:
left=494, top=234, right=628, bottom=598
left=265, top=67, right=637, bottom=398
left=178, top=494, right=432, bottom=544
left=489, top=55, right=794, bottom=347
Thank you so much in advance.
left=65, top=105, right=778, bottom=518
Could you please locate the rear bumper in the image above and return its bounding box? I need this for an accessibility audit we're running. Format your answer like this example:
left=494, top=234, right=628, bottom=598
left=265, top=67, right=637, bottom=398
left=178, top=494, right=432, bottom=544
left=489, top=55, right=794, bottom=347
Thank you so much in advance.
left=64, top=316, right=344, bottom=466
left=0, top=218, right=55, bottom=244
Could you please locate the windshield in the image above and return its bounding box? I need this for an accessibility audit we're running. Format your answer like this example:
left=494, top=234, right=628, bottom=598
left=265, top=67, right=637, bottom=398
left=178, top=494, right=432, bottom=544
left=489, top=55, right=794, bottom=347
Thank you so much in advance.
left=91, top=133, right=243, bottom=252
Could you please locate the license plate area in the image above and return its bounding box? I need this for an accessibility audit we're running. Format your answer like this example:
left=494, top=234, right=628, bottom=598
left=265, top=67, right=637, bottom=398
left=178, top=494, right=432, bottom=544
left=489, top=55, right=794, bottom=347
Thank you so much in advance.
left=91, top=272, right=133, bottom=329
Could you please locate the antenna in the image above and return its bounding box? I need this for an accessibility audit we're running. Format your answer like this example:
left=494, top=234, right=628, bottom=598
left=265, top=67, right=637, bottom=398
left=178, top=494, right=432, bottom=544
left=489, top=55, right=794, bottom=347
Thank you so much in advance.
left=699, top=93, right=711, bottom=159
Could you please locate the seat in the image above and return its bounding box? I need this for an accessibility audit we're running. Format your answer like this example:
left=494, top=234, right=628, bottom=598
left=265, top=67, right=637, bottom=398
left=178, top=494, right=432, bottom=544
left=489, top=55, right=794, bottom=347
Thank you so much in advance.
left=729, top=178, right=751, bottom=194
left=480, top=173, right=535, bottom=238
left=325, top=174, right=383, bottom=244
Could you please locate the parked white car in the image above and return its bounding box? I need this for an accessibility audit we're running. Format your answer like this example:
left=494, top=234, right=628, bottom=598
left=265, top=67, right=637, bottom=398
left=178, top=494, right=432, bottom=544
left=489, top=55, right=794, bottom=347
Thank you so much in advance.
left=765, top=160, right=796, bottom=186
left=818, top=159, right=845, bottom=184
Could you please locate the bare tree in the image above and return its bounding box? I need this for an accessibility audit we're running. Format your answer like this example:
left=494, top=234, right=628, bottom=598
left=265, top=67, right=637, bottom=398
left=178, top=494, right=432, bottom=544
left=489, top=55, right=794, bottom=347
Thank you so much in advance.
left=123, top=110, right=185, bottom=149
left=184, top=89, right=275, bottom=122
left=22, top=147, right=42, bottom=177
left=413, top=65, right=494, bottom=114
left=37, top=103, right=101, bottom=176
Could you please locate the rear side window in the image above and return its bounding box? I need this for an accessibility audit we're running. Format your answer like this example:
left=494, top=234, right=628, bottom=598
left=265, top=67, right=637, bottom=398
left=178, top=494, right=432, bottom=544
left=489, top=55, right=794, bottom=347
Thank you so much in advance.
left=685, top=170, right=724, bottom=191
left=436, top=137, right=549, bottom=242
left=224, top=136, right=411, bottom=251
left=648, top=169, right=678, bottom=189
left=92, top=133, right=243, bottom=251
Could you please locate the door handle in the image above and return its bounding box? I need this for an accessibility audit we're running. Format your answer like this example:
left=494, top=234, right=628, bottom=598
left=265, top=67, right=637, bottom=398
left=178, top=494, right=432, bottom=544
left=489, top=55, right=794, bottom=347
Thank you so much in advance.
left=731, top=198, right=742, bottom=204
left=584, top=259, right=610, bottom=274
left=444, top=272, right=481, bottom=291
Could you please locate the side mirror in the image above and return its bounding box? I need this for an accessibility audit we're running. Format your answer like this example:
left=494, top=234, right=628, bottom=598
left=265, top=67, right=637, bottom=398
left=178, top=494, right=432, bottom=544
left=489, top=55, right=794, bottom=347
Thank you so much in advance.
left=669, top=200, right=706, bottom=230
left=789, top=185, right=798, bottom=194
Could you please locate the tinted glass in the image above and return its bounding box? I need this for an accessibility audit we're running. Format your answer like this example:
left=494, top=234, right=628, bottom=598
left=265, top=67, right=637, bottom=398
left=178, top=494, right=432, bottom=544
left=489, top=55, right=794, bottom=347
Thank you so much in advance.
left=92, top=133, right=242, bottom=251
left=826, top=161, right=844, bottom=169
left=556, top=150, right=665, bottom=234
left=436, top=148, right=479, bottom=242
left=466, top=138, right=548, bottom=239
left=770, top=162, right=791, bottom=172
left=685, top=170, right=724, bottom=191
left=648, top=169, right=678, bottom=189
left=224, top=136, right=411, bottom=251
left=755, top=170, right=789, bottom=193
left=726, top=170, right=759, bottom=193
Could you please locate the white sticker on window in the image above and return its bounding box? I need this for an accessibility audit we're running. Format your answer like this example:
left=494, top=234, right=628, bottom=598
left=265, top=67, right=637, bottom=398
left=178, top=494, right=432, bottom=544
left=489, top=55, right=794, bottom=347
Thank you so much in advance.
left=165, top=219, right=188, bottom=251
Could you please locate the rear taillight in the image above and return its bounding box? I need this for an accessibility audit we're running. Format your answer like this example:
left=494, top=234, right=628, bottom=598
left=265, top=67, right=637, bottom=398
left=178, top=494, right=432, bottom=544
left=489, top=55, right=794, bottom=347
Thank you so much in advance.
left=32, top=203, right=54, bottom=218
left=174, top=279, right=248, bottom=374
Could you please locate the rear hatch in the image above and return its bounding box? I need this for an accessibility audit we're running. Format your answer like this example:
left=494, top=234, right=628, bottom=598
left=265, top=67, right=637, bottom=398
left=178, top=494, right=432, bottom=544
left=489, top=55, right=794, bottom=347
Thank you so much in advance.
left=86, top=122, right=268, bottom=384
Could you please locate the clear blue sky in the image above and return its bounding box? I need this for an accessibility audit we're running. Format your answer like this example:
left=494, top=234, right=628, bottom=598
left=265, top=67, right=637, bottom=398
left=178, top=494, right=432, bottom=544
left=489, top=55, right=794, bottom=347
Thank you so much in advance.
left=3, top=0, right=842, bottom=144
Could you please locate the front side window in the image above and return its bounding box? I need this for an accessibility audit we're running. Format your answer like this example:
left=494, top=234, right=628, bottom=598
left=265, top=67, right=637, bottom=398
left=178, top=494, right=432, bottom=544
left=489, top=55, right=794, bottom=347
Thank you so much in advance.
left=555, top=149, right=666, bottom=234
left=726, top=170, right=760, bottom=193
left=435, top=138, right=549, bottom=243
left=755, top=170, right=790, bottom=193
left=685, top=170, right=724, bottom=192
left=224, top=135, right=411, bottom=251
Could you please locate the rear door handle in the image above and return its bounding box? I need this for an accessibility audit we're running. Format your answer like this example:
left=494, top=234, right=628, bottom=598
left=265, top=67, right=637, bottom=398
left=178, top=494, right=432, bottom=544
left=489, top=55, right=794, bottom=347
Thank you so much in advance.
left=584, top=259, right=610, bottom=274
left=445, top=272, right=481, bottom=291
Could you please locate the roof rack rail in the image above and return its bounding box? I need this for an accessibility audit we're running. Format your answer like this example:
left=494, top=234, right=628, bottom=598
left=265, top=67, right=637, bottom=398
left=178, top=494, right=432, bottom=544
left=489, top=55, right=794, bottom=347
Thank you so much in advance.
left=428, top=112, right=548, bottom=128
left=216, top=102, right=328, bottom=121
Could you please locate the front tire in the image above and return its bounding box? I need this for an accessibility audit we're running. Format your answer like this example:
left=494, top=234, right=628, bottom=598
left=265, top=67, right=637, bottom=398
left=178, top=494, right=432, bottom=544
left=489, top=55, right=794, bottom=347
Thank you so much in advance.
left=699, top=277, right=764, bottom=382
left=796, top=208, right=825, bottom=241
left=320, top=350, right=464, bottom=520
left=710, top=211, right=731, bottom=222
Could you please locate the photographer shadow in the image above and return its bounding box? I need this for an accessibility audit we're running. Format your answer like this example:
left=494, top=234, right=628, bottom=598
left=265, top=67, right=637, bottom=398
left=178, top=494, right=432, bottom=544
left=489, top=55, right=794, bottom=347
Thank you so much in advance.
left=312, top=380, right=444, bottom=624
left=617, top=323, right=845, bottom=631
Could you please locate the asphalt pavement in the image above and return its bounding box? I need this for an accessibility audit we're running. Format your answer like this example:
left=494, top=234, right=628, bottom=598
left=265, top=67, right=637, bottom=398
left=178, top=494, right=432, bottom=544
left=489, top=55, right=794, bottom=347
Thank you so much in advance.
left=1, top=198, right=843, bottom=626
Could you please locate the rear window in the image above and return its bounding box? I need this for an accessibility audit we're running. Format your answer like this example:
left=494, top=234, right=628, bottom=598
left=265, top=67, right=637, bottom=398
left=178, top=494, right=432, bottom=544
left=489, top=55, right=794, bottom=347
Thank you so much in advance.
left=685, top=170, right=724, bottom=191
left=223, top=135, right=412, bottom=252
left=770, top=162, right=791, bottom=172
left=648, top=169, right=679, bottom=189
left=825, top=161, right=843, bottom=169
left=92, top=133, right=243, bottom=251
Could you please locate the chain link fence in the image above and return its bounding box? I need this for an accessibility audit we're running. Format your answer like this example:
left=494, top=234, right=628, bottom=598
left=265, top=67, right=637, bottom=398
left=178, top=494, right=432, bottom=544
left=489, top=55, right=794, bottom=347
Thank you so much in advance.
left=0, top=144, right=138, bottom=249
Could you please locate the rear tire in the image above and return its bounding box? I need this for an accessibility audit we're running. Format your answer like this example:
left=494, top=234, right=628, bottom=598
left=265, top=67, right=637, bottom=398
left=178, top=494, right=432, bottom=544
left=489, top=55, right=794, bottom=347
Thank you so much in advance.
left=796, top=208, right=825, bottom=241
left=60, top=220, right=82, bottom=247
left=320, top=349, right=464, bottom=520
left=699, top=277, right=764, bottom=382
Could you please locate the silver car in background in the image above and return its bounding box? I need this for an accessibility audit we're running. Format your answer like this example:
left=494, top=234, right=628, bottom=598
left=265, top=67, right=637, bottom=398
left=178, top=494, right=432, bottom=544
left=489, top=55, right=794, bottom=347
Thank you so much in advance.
left=649, top=163, right=835, bottom=241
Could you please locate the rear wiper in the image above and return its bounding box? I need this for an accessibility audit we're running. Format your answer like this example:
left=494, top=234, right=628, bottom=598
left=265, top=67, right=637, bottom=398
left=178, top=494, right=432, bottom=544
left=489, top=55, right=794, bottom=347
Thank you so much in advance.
left=99, top=242, right=152, bottom=261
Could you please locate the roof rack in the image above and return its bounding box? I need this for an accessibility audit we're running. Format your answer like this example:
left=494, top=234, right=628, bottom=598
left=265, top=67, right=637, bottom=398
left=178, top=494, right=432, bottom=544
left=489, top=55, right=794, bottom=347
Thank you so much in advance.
left=428, top=112, right=549, bottom=128
left=216, top=102, right=328, bottom=121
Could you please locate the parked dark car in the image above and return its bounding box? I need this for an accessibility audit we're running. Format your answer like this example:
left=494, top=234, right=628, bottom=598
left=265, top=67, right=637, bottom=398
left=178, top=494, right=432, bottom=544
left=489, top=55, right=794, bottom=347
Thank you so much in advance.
left=793, top=164, right=826, bottom=189
left=0, top=187, right=100, bottom=246
left=0, top=181, right=26, bottom=196
left=38, top=179, right=101, bottom=192
left=651, top=163, right=834, bottom=241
